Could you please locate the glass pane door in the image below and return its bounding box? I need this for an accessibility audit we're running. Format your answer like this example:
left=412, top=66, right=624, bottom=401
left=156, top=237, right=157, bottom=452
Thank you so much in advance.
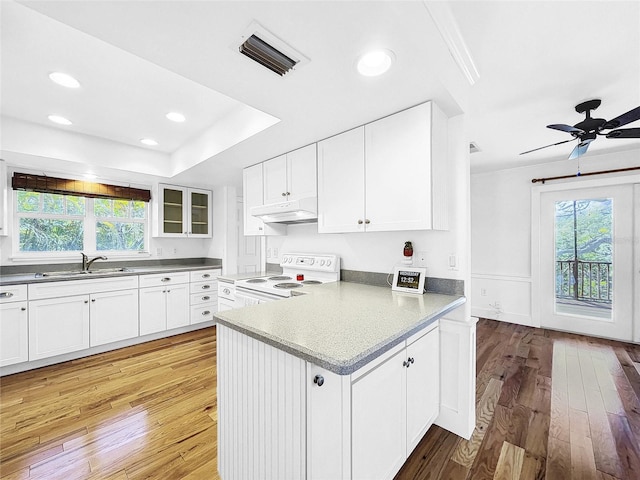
left=540, top=185, right=633, bottom=341
left=190, top=191, right=209, bottom=235
left=163, top=188, right=184, bottom=234
left=554, top=198, right=612, bottom=319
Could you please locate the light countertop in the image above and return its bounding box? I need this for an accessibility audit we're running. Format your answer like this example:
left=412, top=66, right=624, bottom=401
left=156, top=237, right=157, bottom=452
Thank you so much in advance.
left=214, top=281, right=465, bottom=375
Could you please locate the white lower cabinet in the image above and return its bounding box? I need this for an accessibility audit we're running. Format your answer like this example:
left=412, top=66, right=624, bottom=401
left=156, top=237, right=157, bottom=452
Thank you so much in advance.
left=139, top=284, right=189, bottom=335
left=189, top=269, right=219, bottom=325
left=218, top=322, right=440, bottom=480
left=0, top=284, right=29, bottom=367
left=309, top=323, right=440, bottom=480
left=29, top=295, right=90, bottom=361
left=90, top=289, right=139, bottom=347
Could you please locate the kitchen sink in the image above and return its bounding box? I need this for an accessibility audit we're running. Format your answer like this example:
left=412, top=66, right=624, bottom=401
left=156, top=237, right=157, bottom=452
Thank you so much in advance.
left=35, top=267, right=132, bottom=278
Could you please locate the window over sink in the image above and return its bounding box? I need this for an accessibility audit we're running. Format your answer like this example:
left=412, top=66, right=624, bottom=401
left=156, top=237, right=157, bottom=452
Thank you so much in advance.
left=14, top=191, right=148, bottom=256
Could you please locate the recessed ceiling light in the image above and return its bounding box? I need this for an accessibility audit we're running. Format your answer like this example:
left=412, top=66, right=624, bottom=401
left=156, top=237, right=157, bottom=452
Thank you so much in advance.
left=48, top=115, right=72, bottom=125
left=356, top=49, right=395, bottom=77
left=49, top=72, right=80, bottom=88
left=166, top=112, right=186, bottom=123
left=84, top=173, right=97, bottom=180
left=140, top=138, right=158, bottom=146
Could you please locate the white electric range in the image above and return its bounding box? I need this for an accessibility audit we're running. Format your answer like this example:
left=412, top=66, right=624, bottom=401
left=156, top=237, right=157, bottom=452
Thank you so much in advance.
left=235, top=253, right=340, bottom=306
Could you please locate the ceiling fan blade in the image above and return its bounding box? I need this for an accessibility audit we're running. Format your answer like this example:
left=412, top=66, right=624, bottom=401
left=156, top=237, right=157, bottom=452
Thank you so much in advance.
left=602, top=106, right=640, bottom=129
left=606, top=127, right=640, bottom=139
left=568, top=141, right=590, bottom=160
left=520, top=138, right=575, bottom=155
left=547, top=124, right=584, bottom=134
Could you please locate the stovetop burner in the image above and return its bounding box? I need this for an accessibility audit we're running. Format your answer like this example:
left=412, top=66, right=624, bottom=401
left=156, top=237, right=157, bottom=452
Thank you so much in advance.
left=274, top=282, right=303, bottom=289
left=269, top=276, right=292, bottom=281
left=246, top=278, right=267, bottom=284
left=301, top=280, right=322, bottom=285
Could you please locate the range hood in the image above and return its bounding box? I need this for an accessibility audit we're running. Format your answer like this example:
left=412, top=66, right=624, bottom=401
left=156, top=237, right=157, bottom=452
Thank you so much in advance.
left=250, top=196, right=317, bottom=224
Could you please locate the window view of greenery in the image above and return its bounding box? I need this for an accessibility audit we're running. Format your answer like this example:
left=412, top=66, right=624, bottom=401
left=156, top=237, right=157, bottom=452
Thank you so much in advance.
left=16, top=192, right=147, bottom=254
left=95, top=199, right=146, bottom=251
left=18, top=192, right=85, bottom=252
left=555, top=198, right=613, bottom=305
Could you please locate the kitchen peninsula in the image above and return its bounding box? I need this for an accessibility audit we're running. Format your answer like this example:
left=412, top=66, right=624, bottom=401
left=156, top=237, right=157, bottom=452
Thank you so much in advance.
left=214, top=281, right=472, bottom=480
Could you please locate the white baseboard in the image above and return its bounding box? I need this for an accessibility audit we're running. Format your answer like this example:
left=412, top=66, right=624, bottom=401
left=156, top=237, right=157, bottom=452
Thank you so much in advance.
left=471, top=307, right=537, bottom=328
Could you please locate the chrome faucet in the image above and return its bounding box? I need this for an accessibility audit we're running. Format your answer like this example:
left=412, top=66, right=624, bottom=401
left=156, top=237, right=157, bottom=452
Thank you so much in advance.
left=81, top=253, right=108, bottom=272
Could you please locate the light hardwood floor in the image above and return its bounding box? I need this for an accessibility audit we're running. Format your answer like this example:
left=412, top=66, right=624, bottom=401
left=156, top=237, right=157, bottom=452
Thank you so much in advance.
left=1, top=320, right=639, bottom=479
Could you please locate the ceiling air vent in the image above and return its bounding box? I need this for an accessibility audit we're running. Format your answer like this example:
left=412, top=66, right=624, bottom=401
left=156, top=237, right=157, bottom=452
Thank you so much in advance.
left=240, top=35, right=297, bottom=76
left=236, top=22, right=309, bottom=77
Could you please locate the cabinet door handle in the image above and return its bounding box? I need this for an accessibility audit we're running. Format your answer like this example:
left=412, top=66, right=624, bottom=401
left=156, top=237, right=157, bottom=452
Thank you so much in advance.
left=202, top=274, right=211, bottom=279
left=313, top=375, right=325, bottom=387
left=91, top=299, right=96, bottom=302
left=161, top=277, right=171, bottom=282
left=202, top=296, right=210, bottom=301
left=286, top=192, right=291, bottom=196
left=365, top=219, right=370, bottom=224
left=202, top=310, right=211, bottom=316
left=403, top=357, right=415, bottom=368
left=21, top=307, right=26, bottom=311
left=84, top=300, right=89, bottom=304
left=202, top=285, right=211, bottom=289
left=357, top=219, right=363, bottom=225
left=0, top=292, right=14, bottom=298
left=281, top=192, right=287, bottom=197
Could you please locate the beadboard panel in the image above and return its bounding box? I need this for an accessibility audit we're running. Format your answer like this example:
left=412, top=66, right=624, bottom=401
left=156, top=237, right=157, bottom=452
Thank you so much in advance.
left=217, top=324, right=306, bottom=480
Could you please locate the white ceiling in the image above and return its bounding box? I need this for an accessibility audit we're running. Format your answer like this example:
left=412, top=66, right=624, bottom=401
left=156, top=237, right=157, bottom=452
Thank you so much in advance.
left=1, top=1, right=639, bottom=188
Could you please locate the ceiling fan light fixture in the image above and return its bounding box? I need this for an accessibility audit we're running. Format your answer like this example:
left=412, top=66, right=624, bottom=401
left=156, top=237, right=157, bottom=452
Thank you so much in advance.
left=49, top=72, right=80, bottom=89
left=48, top=114, right=72, bottom=125
left=357, top=49, right=395, bottom=77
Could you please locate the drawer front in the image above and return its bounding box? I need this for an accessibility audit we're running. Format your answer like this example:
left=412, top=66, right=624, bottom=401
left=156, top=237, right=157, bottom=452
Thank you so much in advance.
left=28, top=276, right=139, bottom=300
left=138, top=272, right=190, bottom=288
left=191, top=303, right=216, bottom=324
left=190, top=291, right=216, bottom=306
left=0, top=284, right=28, bottom=303
left=189, top=268, right=221, bottom=282
left=218, top=281, right=235, bottom=300
left=190, top=280, right=216, bottom=294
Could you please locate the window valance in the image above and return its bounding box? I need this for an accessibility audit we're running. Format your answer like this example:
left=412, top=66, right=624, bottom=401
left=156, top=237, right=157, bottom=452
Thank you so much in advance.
left=11, top=173, right=151, bottom=202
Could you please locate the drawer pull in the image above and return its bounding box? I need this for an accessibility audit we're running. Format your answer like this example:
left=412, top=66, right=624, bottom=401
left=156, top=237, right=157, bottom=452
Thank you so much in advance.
left=202, top=310, right=211, bottom=316
left=202, top=296, right=210, bottom=301
left=0, top=292, right=14, bottom=298
left=161, top=277, right=171, bottom=282
left=223, top=288, right=231, bottom=295
left=202, top=274, right=211, bottom=279
left=201, top=285, right=211, bottom=289
left=21, top=307, right=26, bottom=311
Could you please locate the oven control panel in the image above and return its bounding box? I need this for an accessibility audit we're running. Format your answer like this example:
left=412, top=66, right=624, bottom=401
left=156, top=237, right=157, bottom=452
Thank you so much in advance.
left=280, top=253, right=340, bottom=272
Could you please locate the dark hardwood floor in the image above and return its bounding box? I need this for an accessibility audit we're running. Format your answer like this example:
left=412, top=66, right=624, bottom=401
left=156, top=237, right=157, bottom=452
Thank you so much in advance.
left=1, top=320, right=639, bottom=479
left=395, top=319, right=640, bottom=480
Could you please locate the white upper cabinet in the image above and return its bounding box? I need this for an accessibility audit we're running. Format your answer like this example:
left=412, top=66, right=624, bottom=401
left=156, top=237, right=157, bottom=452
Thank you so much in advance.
left=263, top=144, right=317, bottom=204
left=243, top=163, right=285, bottom=236
left=155, top=184, right=212, bottom=238
left=0, top=159, right=7, bottom=236
left=317, top=127, right=365, bottom=233
left=318, top=101, right=449, bottom=233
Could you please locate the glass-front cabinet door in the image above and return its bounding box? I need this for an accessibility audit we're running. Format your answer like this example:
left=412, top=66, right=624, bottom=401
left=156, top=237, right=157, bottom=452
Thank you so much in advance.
left=157, top=184, right=212, bottom=238
left=162, top=186, right=185, bottom=235
left=189, top=188, right=211, bottom=237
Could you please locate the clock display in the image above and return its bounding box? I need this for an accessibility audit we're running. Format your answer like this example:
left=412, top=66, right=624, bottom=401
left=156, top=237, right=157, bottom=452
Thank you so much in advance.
left=392, top=266, right=426, bottom=294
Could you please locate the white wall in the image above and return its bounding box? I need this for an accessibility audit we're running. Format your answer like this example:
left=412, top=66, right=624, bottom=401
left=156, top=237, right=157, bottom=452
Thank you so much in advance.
left=471, top=147, right=640, bottom=326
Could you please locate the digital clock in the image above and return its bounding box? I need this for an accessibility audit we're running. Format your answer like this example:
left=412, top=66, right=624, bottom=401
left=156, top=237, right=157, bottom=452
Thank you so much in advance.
left=391, top=266, right=426, bottom=294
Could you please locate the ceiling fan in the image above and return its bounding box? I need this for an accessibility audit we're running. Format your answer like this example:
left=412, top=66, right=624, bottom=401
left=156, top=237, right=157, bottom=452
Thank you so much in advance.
left=520, top=99, right=640, bottom=159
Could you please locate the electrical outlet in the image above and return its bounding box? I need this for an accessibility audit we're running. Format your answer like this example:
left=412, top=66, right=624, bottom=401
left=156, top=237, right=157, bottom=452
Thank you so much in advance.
left=172, top=248, right=177, bottom=255
left=448, top=254, right=458, bottom=270
left=267, top=248, right=271, bottom=258
left=481, top=288, right=487, bottom=296
left=273, top=247, right=278, bottom=258
left=156, top=247, right=162, bottom=256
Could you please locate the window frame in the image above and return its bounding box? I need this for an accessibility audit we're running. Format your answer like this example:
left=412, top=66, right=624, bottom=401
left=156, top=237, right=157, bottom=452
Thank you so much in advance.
left=12, top=191, right=150, bottom=260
